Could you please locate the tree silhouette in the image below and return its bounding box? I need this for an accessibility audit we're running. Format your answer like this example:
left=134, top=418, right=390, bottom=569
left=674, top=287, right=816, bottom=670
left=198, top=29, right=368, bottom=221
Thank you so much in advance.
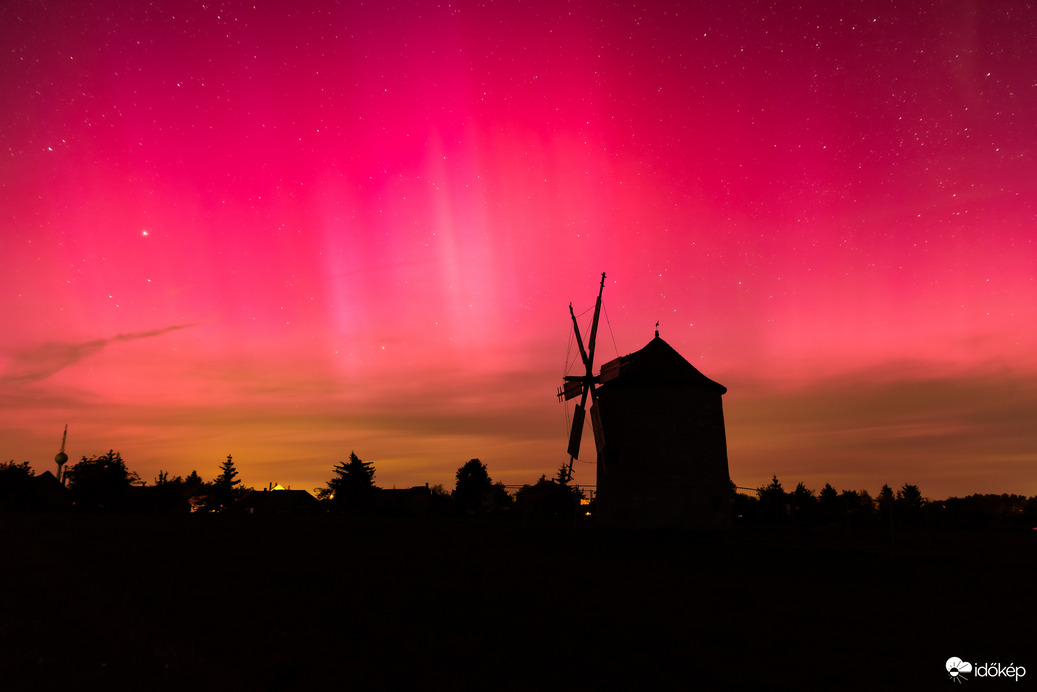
left=215, top=455, right=240, bottom=490
left=555, top=464, right=585, bottom=506
left=66, top=450, right=138, bottom=512
left=837, top=489, right=859, bottom=524
left=896, top=484, right=924, bottom=525
left=182, top=469, right=208, bottom=511
left=757, top=475, right=787, bottom=521
left=877, top=484, right=895, bottom=514
left=515, top=465, right=585, bottom=519
left=878, top=484, right=897, bottom=540
left=758, top=474, right=784, bottom=500
left=792, top=482, right=815, bottom=507
left=490, top=481, right=513, bottom=514
left=208, top=454, right=245, bottom=511
left=146, top=470, right=190, bottom=513
left=818, top=483, right=840, bottom=523
left=326, top=452, right=377, bottom=513
left=184, top=469, right=205, bottom=494
left=428, top=483, right=454, bottom=515
left=850, top=488, right=875, bottom=524
left=0, top=461, right=36, bottom=510
left=791, top=482, right=816, bottom=534
left=453, top=458, right=494, bottom=515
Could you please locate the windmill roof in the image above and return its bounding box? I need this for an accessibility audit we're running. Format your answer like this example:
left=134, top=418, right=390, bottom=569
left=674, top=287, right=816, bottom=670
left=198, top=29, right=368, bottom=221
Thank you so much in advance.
left=598, top=334, right=727, bottom=394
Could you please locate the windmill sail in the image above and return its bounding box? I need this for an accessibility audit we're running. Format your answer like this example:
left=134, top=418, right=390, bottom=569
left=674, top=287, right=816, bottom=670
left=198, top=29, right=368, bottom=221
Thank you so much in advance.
left=567, top=404, right=586, bottom=459
left=560, top=272, right=606, bottom=479
left=558, top=378, right=585, bottom=401
left=590, top=404, right=605, bottom=456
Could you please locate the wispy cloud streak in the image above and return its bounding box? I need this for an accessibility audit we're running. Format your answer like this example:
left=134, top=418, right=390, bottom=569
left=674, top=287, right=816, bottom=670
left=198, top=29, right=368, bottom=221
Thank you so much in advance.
left=1, top=324, right=199, bottom=386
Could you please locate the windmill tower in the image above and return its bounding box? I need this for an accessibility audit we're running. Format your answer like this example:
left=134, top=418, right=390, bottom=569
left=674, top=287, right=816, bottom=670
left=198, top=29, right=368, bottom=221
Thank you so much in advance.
left=55, top=424, right=69, bottom=485
left=559, top=276, right=732, bottom=530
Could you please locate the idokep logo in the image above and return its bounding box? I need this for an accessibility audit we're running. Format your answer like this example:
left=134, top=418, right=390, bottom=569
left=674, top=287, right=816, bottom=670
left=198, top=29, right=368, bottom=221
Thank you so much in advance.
left=947, top=657, right=1027, bottom=683
left=947, top=657, right=972, bottom=683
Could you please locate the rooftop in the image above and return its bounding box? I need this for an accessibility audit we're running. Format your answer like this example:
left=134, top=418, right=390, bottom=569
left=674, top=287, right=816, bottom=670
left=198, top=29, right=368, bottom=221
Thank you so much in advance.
left=598, top=333, right=727, bottom=394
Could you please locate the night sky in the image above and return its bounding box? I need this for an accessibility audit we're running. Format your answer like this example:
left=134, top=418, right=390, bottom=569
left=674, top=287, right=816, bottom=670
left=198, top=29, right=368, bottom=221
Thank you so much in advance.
left=3, top=0, right=1035, bottom=498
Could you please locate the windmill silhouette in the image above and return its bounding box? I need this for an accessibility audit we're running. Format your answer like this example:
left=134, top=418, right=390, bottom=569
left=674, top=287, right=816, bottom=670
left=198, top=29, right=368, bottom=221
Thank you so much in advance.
left=557, top=272, right=606, bottom=483
left=558, top=274, right=733, bottom=530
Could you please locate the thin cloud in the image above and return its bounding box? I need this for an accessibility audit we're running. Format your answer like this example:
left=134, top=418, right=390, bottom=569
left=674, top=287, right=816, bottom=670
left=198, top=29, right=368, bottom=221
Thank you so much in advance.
left=726, top=367, right=1037, bottom=496
left=0, top=323, right=200, bottom=386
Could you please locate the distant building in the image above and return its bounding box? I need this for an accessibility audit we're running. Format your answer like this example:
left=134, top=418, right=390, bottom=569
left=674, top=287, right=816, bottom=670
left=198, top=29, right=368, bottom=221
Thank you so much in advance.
left=593, top=333, right=732, bottom=530
left=374, top=486, right=433, bottom=516
left=241, top=488, right=321, bottom=515
left=514, top=478, right=584, bottom=520
left=32, top=471, right=73, bottom=511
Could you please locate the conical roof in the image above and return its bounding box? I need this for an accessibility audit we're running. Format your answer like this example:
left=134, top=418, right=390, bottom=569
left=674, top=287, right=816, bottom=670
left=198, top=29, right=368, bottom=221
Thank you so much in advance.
left=598, top=334, right=727, bottom=394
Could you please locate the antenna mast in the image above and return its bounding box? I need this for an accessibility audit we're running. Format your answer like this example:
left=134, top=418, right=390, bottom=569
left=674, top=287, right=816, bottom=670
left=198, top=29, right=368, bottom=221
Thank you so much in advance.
left=55, top=424, right=69, bottom=485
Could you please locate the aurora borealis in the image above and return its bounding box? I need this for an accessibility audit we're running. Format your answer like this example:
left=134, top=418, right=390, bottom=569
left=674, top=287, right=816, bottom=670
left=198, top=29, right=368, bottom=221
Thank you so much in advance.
left=2, top=0, right=1035, bottom=497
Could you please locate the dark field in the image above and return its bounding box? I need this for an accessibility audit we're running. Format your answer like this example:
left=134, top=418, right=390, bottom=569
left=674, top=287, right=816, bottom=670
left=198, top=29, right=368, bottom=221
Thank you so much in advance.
left=2, top=513, right=1033, bottom=691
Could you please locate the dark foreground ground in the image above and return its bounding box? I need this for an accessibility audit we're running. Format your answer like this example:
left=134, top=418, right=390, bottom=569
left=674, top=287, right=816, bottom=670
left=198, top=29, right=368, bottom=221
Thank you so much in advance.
left=1, top=513, right=1033, bottom=691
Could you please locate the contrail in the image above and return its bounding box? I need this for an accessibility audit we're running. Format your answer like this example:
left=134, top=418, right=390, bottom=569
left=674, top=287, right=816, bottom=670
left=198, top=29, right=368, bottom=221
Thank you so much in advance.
left=0, top=323, right=201, bottom=386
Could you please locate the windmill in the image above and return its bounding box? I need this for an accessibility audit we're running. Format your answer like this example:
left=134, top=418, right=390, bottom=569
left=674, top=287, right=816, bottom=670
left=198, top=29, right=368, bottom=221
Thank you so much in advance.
left=557, top=272, right=606, bottom=482
left=557, top=274, right=733, bottom=530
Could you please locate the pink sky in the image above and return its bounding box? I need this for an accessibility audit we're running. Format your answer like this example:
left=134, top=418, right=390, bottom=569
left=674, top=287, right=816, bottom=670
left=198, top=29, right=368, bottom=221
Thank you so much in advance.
left=2, top=0, right=1035, bottom=498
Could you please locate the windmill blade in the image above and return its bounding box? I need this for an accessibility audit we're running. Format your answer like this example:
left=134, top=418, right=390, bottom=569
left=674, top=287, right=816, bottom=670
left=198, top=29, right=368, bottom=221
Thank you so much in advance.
left=589, top=389, right=606, bottom=457
left=585, top=272, right=606, bottom=370
left=558, top=378, right=585, bottom=401
left=568, top=302, right=590, bottom=370
left=567, top=376, right=592, bottom=459
left=567, top=402, right=586, bottom=459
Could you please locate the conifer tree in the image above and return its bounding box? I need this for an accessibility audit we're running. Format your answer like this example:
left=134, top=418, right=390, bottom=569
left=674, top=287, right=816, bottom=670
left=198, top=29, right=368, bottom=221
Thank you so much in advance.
left=183, top=469, right=208, bottom=510
left=209, top=454, right=244, bottom=511
left=818, top=483, right=840, bottom=522
left=757, top=474, right=786, bottom=521
left=214, top=454, right=240, bottom=491
left=326, top=452, right=377, bottom=513
left=185, top=469, right=204, bottom=488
